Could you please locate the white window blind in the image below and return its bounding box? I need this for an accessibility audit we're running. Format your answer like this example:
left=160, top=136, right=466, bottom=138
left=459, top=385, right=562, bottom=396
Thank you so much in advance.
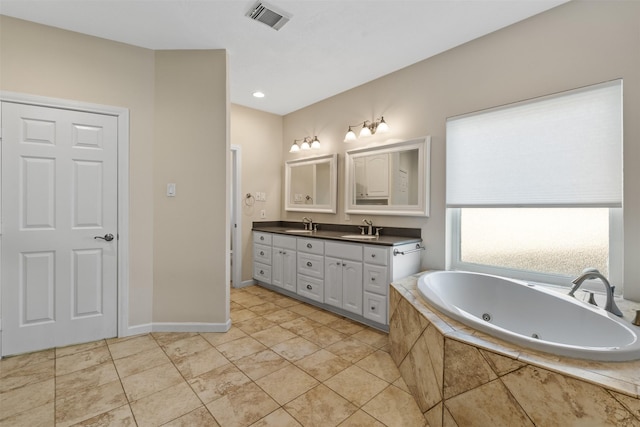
left=446, top=80, right=622, bottom=208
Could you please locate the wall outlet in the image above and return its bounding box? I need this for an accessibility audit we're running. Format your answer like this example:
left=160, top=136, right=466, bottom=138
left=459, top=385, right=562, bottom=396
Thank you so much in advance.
left=294, top=193, right=303, bottom=202
left=260, top=209, right=266, bottom=219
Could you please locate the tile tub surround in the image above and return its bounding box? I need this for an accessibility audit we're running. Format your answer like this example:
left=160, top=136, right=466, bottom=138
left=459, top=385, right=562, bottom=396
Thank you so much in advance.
left=390, top=274, right=640, bottom=427
left=0, top=285, right=428, bottom=427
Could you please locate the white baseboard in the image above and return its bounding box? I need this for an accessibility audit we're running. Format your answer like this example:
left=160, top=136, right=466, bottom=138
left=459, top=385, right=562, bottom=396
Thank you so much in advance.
left=235, top=279, right=256, bottom=289
left=151, top=320, right=232, bottom=333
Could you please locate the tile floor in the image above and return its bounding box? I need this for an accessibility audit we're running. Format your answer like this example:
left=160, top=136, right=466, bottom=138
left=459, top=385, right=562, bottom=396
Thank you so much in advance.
left=0, top=285, right=427, bottom=427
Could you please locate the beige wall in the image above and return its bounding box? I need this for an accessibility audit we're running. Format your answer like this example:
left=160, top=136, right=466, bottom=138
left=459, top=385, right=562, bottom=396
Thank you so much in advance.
left=230, top=104, right=283, bottom=283
left=283, top=1, right=640, bottom=300
left=0, top=16, right=231, bottom=328
left=153, top=50, right=229, bottom=323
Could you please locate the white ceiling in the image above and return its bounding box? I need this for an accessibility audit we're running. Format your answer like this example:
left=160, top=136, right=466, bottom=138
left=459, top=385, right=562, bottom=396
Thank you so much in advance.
left=0, top=0, right=568, bottom=115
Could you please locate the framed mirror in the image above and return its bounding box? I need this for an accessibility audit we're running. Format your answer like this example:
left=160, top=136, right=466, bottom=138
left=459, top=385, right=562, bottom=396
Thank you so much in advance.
left=345, top=136, right=430, bottom=216
left=285, top=154, right=338, bottom=213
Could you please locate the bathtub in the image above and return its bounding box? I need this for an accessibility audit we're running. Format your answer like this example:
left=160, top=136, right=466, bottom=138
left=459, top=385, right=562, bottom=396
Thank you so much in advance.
left=417, top=271, right=640, bottom=361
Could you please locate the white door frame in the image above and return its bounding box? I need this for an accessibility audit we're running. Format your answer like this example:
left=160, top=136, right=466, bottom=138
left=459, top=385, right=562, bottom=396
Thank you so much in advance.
left=231, top=145, right=242, bottom=288
left=0, top=91, right=130, bottom=352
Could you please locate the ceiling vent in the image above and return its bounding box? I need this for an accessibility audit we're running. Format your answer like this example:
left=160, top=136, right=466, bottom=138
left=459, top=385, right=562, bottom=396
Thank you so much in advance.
left=246, top=2, right=291, bottom=31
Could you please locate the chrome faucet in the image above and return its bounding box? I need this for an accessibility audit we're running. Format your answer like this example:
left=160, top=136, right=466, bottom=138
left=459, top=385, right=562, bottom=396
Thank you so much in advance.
left=568, top=268, right=623, bottom=317
left=362, top=218, right=373, bottom=235
left=302, top=217, right=313, bottom=230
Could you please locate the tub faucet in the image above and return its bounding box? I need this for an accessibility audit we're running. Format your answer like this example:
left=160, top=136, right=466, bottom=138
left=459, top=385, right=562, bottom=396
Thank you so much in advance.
left=362, top=218, right=373, bottom=235
left=569, top=268, right=623, bottom=317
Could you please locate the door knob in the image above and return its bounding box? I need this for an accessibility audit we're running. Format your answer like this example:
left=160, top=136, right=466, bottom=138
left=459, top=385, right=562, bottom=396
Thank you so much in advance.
left=94, top=233, right=114, bottom=242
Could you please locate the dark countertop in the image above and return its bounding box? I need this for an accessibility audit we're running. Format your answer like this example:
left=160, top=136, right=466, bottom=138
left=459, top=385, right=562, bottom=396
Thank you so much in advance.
left=252, top=221, right=422, bottom=247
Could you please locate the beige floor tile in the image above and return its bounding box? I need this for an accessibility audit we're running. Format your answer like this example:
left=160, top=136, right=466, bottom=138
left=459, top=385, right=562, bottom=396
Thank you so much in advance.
left=251, top=325, right=298, bottom=347
left=232, top=308, right=260, bottom=322
left=162, top=406, right=220, bottom=427
left=287, top=303, right=320, bottom=316
left=356, top=350, right=401, bottom=383
left=113, top=346, right=171, bottom=378
left=251, top=408, right=302, bottom=427
left=326, top=318, right=365, bottom=335
left=324, top=365, right=389, bottom=406
left=234, top=349, right=291, bottom=381
left=121, top=362, right=183, bottom=402
left=338, top=410, right=385, bottom=427
left=188, top=363, right=252, bottom=404
left=0, top=349, right=55, bottom=375
left=206, top=382, right=279, bottom=427
left=0, top=357, right=54, bottom=393
left=0, top=378, right=54, bottom=421
left=263, top=309, right=301, bottom=324
left=151, top=332, right=198, bottom=347
left=308, top=309, right=343, bottom=325
left=56, top=361, right=119, bottom=400
left=56, top=346, right=112, bottom=377
left=279, top=316, right=323, bottom=334
left=201, top=328, right=247, bottom=347
left=325, top=337, right=375, bottom=364
left=56, top=380, right=127, bottom=427
left=0, top=401, right=53, bottom=427
left=232, top=293, right=267, bottom=308
left=173, top=346, right=230, bottom=379
left=70, top=403, right=136, bottom=426
left=108, top=334, right=159, bottom=360
left=299, top=325, right=348, bottom=348
left=272, top=336, right=320, bottom=362
left=249, top=302, right=283, bottom=316
left=294, top=349, right=352, bottom=381
left=270, top=295, right=302, bottom=308
left=361, top=385, right=427, bottom=427
left=217, top=336, right=267, bottom=361
left=56, top=340, right=107, bottom=358
left=234, top=317, right=277, bottom=335
left=161, top=335, right=213, bottom=360
left=130, top=382, right=201, bottom=427
left=284, top=384, right=357, bottom=427
left=351, top=328, right=389, bottom=348
left=256, top=365, right=319, bottom=405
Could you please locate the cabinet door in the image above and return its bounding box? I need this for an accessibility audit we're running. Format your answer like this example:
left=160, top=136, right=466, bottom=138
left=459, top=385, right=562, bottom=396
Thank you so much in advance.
left=342, top=260, right=363, bottom=315
left=364, top=264, right=388, bottom=296
left=271, top=248, right=284, bottom=289
left=364, top=291, right=387, bottom=324
left=324, top=257, right=343, bottom=308
left=366, top=154, right=389, bottom=197
left=282, top=250, right=297, bottom=293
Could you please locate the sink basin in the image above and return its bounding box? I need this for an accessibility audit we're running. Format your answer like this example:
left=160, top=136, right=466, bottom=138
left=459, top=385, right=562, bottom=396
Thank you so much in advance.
left=341, top=234, right=378, bottom=240
left=285, top=229, right=313, bottom=233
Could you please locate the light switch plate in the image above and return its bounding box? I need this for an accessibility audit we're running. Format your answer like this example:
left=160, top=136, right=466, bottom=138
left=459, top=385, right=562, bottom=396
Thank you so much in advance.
left=167, top=183, right=176, bottom=197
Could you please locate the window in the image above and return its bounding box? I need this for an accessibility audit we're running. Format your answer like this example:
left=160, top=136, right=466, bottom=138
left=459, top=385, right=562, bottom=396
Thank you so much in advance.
left=446, top=80, right=623, bottom=288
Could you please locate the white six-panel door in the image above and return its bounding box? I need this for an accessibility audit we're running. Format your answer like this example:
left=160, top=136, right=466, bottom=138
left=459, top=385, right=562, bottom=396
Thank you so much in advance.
left=1, top=102, right=118, bottom=356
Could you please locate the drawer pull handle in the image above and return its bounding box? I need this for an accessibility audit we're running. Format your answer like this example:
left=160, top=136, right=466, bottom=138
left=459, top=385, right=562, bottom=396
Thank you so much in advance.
left=260, top=270, right=264, bottom=274
left=371, top=277, right=376, bottom=281
left=371, top=254, right=376, bottom=258
left=306, top=261, right=312, bottom=267
left=307, top=243, right=312, bottom=249
left=371, top=306, right=376, bottom=310
left=260, top=236, right=265, bottom=241
left=306, top=284, right=312, bottom=290
left=260, top=251, right=264, bottom=256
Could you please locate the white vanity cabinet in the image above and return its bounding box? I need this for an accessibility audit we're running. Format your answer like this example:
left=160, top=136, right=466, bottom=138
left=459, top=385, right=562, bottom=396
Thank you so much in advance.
left=296, top=238, right=324, bottom=302
left=271, top=235, right=297, bottom=293
left=324, top=242, right=363, bottom=315
left=253, top=231, right=421, bottom=330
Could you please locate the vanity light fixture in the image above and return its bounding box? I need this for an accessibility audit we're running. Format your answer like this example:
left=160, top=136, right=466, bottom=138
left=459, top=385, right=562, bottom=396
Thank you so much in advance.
left=344, top=116, right=390, bottom=142
left=289, top=136, right=320, bottom=153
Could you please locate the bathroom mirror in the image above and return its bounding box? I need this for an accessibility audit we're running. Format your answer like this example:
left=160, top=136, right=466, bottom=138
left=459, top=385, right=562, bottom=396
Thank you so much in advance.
left=285, top=154, right=338, bottom=213
left=345, top=136, right=430, bottom=216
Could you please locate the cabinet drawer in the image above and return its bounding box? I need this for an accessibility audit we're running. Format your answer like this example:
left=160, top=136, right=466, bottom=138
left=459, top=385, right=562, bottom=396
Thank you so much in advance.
left=364, top=264, right=388, bottom=296
left=297, top=238, right=324, bottom=255
left=273, top=234, right=296, bottom=250
left=325, top=241, right=362, bottom=261
left=363, top=292, right=387, bottom=324
left=253, top=262, right=272, bottom=284
left=254, top=232, right=272, bottom=245
left=297, top=252, right=324, bottom=279
left=297, top=274, right=323, bottom=302
left=364, top=246, right=388, bottom=266
left=253, top=243, right=272, bottom=265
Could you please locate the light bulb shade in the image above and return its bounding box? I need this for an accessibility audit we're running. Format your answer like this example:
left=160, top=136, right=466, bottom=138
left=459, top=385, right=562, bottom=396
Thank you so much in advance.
left=289, top=142, right=300, bottom=152
left=376, top=117, right=390, bottom=133
left=359, top=124, right=372, bottom=138
left=311, top=136, right=321, bottom=149
left=344, top=128, right=357, bottom=142
left=301, top=139, right=311, bottom=150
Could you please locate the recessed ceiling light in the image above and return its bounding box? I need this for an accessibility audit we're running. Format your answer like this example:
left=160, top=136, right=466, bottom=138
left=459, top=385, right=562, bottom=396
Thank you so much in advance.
left=253, top=91, right=265, bottom=98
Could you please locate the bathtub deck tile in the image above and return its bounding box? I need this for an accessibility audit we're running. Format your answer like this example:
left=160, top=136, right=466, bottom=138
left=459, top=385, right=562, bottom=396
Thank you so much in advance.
left=443, top=338, right=497, bottom=399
